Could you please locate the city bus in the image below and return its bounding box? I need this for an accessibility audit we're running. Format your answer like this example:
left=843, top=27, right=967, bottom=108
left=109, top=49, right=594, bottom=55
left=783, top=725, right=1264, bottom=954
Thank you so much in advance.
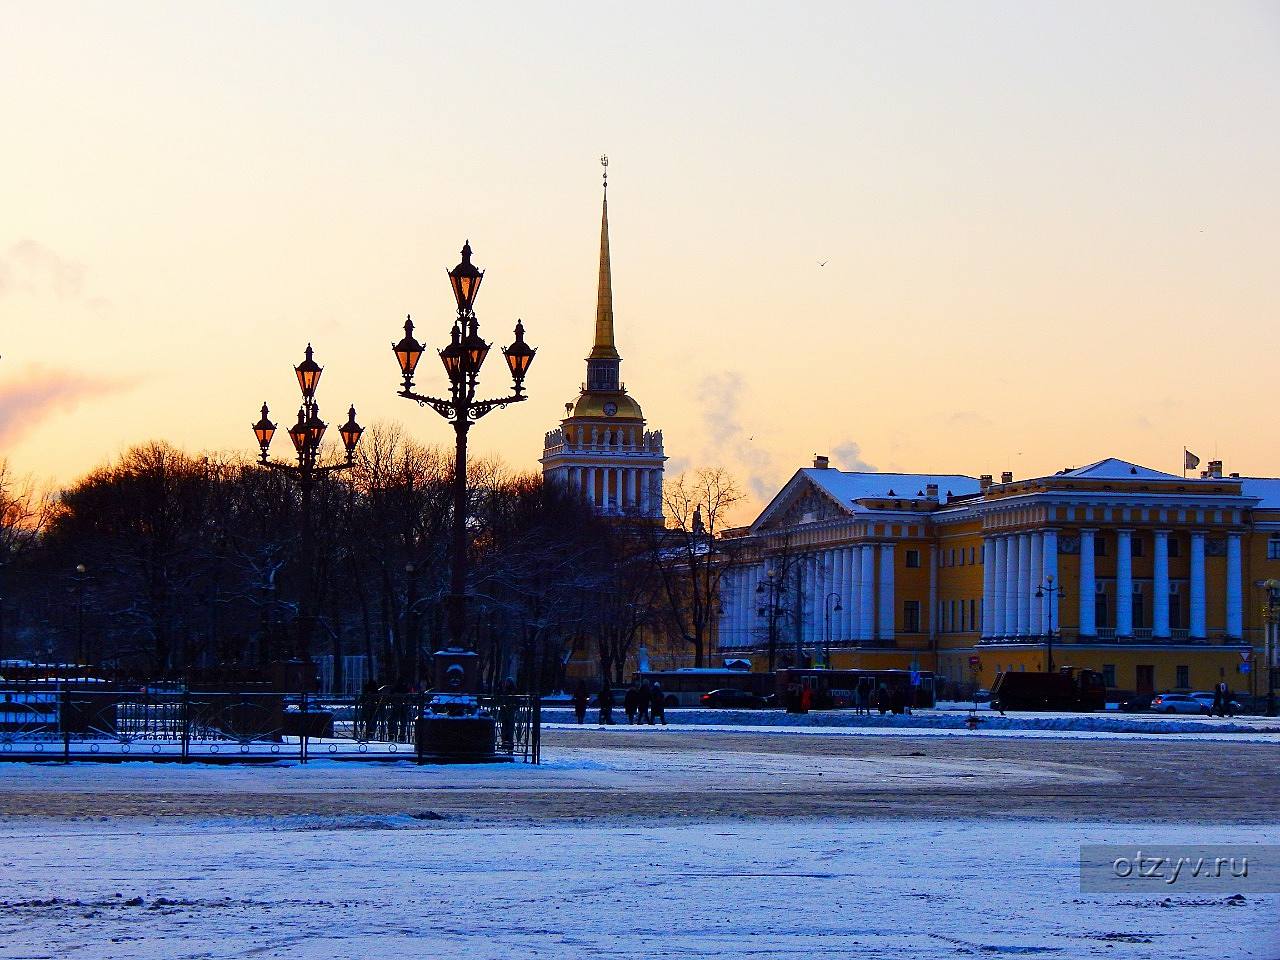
left=775, top=668, right=936, bottom=710
left=632, top=668, right=773, bottom=707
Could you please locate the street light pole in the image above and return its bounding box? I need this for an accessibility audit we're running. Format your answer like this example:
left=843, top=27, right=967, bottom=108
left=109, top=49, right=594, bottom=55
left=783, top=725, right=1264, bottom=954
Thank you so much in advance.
left=393, top=241, right=535, bottom=651
left=1035, top=574, right=1066, bottom=673
left=73, top=563, right=87, bottom=666
left=756, top=569, right=785, bottom=672
left=824, top=592, right=842, bottom=669
left=251, top=346, right=364, bottom=663
left=1261, top=579, right=1279, bottom=718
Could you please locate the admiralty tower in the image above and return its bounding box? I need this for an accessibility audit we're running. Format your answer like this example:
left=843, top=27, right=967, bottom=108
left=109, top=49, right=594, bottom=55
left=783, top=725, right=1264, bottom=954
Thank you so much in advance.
left=541, top=158, right=666, bottom=519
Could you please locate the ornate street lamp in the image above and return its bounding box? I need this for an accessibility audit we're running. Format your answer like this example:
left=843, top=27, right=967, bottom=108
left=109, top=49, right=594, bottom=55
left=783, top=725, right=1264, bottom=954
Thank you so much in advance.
left=393, top=241, right=534, bottom=654
left=1035, top=575, right=1067, bottom=673
left=251, top=343, right=363, bottom=661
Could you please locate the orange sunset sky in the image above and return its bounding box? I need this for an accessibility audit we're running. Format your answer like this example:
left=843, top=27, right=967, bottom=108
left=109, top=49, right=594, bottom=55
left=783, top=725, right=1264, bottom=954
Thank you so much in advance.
left=2, top=2, right=1278, bottom=514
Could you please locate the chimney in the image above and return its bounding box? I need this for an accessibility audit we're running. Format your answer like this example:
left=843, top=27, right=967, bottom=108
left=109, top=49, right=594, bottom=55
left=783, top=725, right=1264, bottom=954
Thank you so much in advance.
left=979, top=474, right=993, bottom=491
left=813, top=454, right=829, bottom=469
left=1207, top=459, right=1223, bottom=479
left=1000, top=471, right=1013, bottom=484
left=925, top=483, right=939, bottom=500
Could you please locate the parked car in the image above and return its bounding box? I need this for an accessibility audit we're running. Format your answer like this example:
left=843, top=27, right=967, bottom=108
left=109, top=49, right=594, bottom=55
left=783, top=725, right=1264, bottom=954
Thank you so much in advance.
left=1149, top=693, right=1206, bottom=714
left=700, top=689, right=764, bottom=708
left=1189, top=691, right=1242, bottom=714
left=1118, top=693, right=1154, bottom=713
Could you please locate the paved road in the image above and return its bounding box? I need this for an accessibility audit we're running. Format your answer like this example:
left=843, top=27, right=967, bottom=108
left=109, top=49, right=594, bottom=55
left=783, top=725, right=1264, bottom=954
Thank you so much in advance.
left=0, top=727, right=1270, bottom=824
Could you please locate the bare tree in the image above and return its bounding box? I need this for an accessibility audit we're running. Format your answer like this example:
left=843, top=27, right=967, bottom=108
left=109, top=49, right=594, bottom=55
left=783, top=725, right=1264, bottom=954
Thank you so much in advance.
left=651, top=468, right=744, bottom=667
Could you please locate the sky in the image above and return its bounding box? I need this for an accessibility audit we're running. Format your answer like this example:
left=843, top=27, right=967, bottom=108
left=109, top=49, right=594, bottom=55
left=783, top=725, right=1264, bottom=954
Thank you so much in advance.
left=1, top=1, right=1278, bottom=514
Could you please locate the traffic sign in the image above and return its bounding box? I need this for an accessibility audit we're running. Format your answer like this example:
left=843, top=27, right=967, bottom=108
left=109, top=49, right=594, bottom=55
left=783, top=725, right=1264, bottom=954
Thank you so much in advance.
left=968, top=655, right=980, bottom=667
left=1242, top=649, right=1253, bottom=662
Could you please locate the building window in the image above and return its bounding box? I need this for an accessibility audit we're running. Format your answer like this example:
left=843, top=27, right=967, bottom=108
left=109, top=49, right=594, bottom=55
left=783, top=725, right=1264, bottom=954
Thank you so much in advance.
left=1131, top=536, right=1144, bottom=557
left=950, top=599, right=958, bottom=633
left=905, top=549, right=921, bottom=569
left=1133, top=587, right=1146, bottom=629
left=949, top=548, right=957, bottom=567
left=1176, top=665, right=1189, bottom=689
left=969, top=598, right=977, bottom=632
left=1094, top=536, right=1107, bottom=557
left=1269, top=536, right=1280, bottom=560
left=980, top=544, right=985, bottom=564
left=1102, top=664, right=1116, bottom=687
left=1095, top=593, right=1108, bottom=629
left=1168, top=536, right=1180, bottom=558
left=969, top=546, right=976, bottom=564
left=903, top=600, right=921, bottom=633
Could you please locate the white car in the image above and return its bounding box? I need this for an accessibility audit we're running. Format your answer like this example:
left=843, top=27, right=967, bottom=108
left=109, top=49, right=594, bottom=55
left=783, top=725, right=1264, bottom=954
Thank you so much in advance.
left=1149, top=693, right=1206, bottom=714
left=1189, top=691, right=1242, bottom=714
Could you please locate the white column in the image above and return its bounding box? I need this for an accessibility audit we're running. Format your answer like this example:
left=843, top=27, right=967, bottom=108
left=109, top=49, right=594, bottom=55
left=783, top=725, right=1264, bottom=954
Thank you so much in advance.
left=992, top=535, right=1006, bottom=638
left=878, top=543, right=895, bottom=641
left=832, top=549, right=846, bottom=641
left=1029, top=532, right=1043, bottom=636
left=1190, top=531, right=1206, bottom=639
left=638, top=469, right=648, bottom=514
left=1017, top=532, right=1032, bottom=637
left=859, top=544, right=876, bottom=641
left=1003, top=535, right=1018, bottom=637
left=851, top=546, right=865, bottom=641
left=586, top=467, right=597, bottom=506
left=1079, top=529, right=1096, bottom=637
left=1227, top=532, right=1243, bottom=639
left=1042, top=529, right=1059, bottom=633
left=1153, top=530, right=1170, bottom=639
left=1116, top=529, right=1133, bottom=638
left=982, top=536, right=996, bottom=637
left=615, top=468, right=624, bottom=512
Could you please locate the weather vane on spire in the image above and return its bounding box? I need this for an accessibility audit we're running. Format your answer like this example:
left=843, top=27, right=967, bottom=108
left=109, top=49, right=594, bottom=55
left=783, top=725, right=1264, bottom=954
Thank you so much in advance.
left=601, top=154, right=608, bottom=190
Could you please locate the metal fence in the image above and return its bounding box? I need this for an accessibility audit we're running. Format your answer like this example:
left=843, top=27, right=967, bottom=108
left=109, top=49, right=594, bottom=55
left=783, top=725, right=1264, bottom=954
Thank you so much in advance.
left=0, top=687, right=540, bottom=764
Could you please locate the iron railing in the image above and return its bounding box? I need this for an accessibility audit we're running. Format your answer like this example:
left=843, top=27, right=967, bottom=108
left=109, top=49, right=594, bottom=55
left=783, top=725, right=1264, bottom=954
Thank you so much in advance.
left=0, top=687, right=540, bottom=764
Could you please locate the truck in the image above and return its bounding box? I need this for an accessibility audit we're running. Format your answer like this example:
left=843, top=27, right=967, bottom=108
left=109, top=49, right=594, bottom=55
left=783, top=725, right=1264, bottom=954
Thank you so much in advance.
left=989, top=667, right=1107, bottom=712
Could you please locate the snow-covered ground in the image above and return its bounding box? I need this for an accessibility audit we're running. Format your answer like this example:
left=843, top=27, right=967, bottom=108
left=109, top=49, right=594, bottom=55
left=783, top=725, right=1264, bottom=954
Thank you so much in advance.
left=544, top=706, right=1280, bottom=739
left=0, top=814, right=1274, bottom=959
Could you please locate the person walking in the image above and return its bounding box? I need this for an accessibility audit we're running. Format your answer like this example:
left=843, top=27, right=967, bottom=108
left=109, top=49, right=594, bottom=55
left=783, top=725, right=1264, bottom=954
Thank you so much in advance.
left=623, top=682, right=639, bottom=724
left=598, top=686, right=614, bottom=725
left=649, top=682, right=666, bottom=725
left=635, top=681, right=651, bottom=725
left=573, top=681, right=589, bottom=725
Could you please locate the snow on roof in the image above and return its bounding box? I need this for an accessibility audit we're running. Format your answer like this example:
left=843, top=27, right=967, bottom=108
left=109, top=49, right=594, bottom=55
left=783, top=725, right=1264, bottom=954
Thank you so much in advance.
left=802, top=468, right=982, bottom=505
left=1237, top=478, right=1280, bottom=509
left=1055, top=458, right=1181, bottom=481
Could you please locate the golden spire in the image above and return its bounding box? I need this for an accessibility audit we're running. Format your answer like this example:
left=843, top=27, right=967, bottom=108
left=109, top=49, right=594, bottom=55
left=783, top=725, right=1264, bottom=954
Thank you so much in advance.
left=589, top=154, right=620, bottom=361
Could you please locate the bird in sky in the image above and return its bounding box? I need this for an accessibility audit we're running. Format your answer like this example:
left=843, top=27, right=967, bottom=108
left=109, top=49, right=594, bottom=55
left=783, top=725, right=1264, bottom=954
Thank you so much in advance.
left=817, top=260, right=828, bottom=267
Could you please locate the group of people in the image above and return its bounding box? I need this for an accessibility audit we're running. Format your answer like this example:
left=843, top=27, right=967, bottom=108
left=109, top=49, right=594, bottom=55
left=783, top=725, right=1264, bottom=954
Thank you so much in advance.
left=571, top=680, right=668, bottom=725
left=852, top=681, right=913, bottom=716
left=1209, top=680, right=1237, bottom=717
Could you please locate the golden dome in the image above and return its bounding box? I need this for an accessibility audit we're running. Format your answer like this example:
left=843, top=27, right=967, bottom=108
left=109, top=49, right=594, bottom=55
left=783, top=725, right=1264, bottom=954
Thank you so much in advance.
left=569, top=390, right=644, bottom=421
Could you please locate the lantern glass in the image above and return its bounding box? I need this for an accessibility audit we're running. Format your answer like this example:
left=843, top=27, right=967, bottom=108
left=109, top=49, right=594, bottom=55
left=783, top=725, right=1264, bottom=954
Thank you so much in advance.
left=306, top=411, right=327, bottom=448
left=339, top=405, right=363, bottom=455
left=252, top=403, right=276, bottom=448
left=447, top=241, right=484, bottom=312
left=503, top=320, right=535, bottom=382
left=294, top=344, right=323, bottom=398
left=288, top=416, right=308, bottom=454
left=393, top=316, right=424, bottom=378
left=462, top=331, right=490, bottom=374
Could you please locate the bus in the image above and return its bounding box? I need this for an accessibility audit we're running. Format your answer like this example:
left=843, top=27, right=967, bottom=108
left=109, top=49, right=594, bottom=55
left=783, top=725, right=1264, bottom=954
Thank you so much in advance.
left=776, top=668, right=936, bottom=710
left=632, top=667, right=773, bottom=707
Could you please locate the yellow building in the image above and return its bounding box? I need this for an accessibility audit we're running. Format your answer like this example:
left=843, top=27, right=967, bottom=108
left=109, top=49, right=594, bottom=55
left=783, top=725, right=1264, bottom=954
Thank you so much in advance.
left=719, top=456, right=1280, bottom=698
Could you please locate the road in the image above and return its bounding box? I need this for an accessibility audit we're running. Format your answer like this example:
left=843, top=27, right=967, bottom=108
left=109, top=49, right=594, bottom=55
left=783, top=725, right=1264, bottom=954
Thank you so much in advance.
left=0, top=726, right=1269, bottom=825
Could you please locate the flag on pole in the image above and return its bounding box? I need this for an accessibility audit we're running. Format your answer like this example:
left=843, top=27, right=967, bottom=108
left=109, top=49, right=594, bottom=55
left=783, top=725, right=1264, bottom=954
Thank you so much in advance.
left=1184, top=449, right=1201, bottom=471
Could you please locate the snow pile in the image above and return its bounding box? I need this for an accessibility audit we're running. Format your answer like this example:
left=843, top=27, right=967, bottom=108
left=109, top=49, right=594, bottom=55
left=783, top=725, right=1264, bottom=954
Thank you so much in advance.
left=542, top=706, right=1280, bottom=735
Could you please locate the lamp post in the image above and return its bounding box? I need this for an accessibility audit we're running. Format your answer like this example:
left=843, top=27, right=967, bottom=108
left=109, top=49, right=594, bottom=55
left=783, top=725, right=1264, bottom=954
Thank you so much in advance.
left=756, top=568, right=788, bottom=672
left=1035, top=575, right=1066, bottom=673
left=1261, top=579, right=1279, bottom=718
left=824, top=592, right=842, bottom=669
left=392, top=241, right=535, bottom=653
left=73, top=563, right=87, bottom=666
left=251, top=344, right=364, bottom=662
